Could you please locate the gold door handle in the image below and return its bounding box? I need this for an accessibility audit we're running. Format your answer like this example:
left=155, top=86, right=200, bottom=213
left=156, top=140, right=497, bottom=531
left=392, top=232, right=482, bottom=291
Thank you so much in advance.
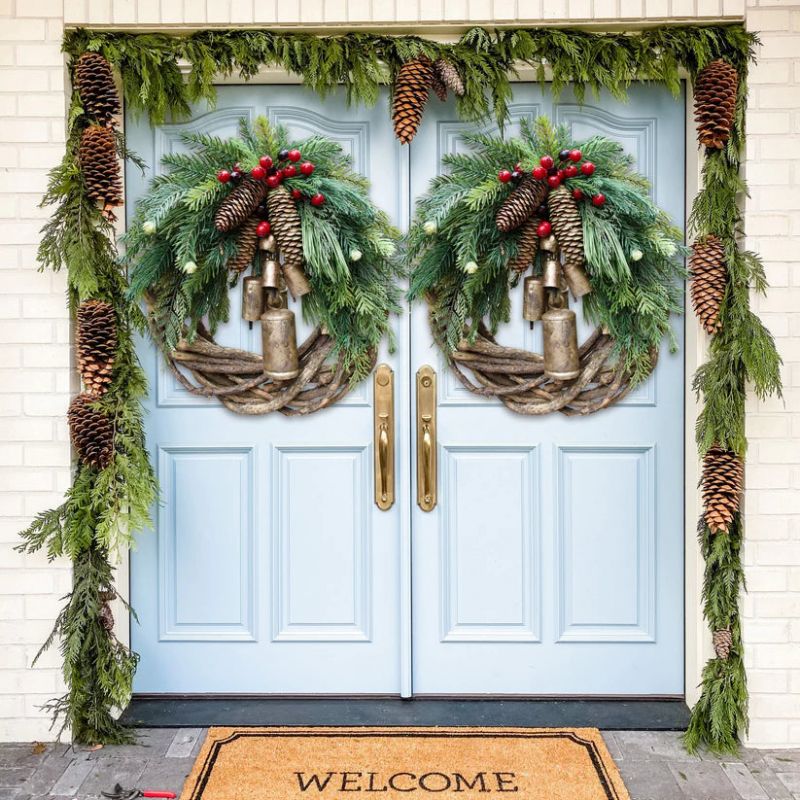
left=416, top=366, right=437, bottom=512
left=373, top=364, right=394, bottom=510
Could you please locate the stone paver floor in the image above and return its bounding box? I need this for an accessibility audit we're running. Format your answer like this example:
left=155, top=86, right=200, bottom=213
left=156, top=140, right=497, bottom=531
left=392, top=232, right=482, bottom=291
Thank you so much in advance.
left=1, top=728, right=800, bottom=799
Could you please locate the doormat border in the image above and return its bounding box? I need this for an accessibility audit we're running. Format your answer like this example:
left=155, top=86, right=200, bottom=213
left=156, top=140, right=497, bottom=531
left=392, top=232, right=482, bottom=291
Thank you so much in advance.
left=182, top=727, right=629, bottom=800
left=122, top=697, right=690, bottom=731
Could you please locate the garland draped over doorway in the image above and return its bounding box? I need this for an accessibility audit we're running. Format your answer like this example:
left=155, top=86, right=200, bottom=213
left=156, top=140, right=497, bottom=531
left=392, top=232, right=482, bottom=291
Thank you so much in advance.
left=19, top=23, right=780, bottom=752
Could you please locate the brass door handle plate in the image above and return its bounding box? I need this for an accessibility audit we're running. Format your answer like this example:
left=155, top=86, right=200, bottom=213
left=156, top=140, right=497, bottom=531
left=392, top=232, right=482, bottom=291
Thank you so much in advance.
left=373, top=363, right=395, bottom=510
left=416, top=365, right=437, bottom=512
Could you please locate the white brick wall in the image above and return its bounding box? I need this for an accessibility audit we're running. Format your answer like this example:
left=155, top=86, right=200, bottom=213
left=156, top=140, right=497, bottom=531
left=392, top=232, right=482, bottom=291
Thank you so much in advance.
left=1, top=0, right=798, bottom=747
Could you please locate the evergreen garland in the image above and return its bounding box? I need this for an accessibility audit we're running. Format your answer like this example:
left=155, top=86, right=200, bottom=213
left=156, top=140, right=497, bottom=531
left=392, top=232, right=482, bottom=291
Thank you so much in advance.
left=21, top=23, right=776, bottom=750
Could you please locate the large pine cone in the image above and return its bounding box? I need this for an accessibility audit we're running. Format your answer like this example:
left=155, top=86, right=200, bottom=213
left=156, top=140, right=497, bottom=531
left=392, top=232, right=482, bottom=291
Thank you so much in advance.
left=690, top=235, right=727, bottom=335
left=76, top=300, right=117, bottom=397
left=79, top=125, right=122, bottom=209
left=227, top=217, right=260, bottom=273
left=712, top=628, right=733, bottom=660
left=509, top=216, right=541, bottom=273
left=68, top=394, right=114, bottom=470
left=434, top=59, right=465, bottom=97
left=74, top=52, right=120, bottom=125
left=547, top=185, right=584, bottom=267
left=266, top=185, right=304, bottom=266
left=430, top=69, right=448, bottom=102
left=694, top=59, right=739, bottom=150
left=496, top=176, right=548, bottom=233
left=701, top=445, right=743, bottom=534
left=392, top=56, right=434, bottom=144
left=214, top=179, right=268, bottom=234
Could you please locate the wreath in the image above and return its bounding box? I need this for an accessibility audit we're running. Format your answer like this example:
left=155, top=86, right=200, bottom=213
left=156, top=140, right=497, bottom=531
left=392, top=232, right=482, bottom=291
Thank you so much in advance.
left=125, top=117, right=402, bottom=415
left=406, top=117, right=688, bottom=415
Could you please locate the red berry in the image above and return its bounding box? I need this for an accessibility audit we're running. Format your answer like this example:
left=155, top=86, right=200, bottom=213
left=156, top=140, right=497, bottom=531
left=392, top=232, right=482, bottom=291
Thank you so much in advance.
left=536, top=220, right=552, bottom=237
left=266, top=174, right=282, bottom=189
left=259, top=155, right=273, bottom=169
left=514, top=162, right=522, bottom=171
left=592, top=193, right=606, bottom=207
left=498, top=169, right=512, bottom=183
left=256, top=221, right=271, bottom=237
left=300, top=161, right=315, bottom=176
left=283, top=164, right=297, bottom=178
left=564, top=165, right=578, bottom=178
left=217, top=169, right=231, bottom=183
left=568, top=149, right=582, bottom=162
left=250, top=165, right=267, bottom=180
left=310, top=193, right=325, bottom=207
left=581, top=161, right=596, bottom=176
left=540, top=155, right=554, bottom=169
left=233, top=162, right=241, bottom=171
left=572, top=188, right=584, bottom=200
left=288, top=149, right=302, bottom=162
left=558, top=169, right=566, bottom=179
left=291, top=188, right=303, bottom=200
left=547, top=175, right=561, bottom=189
left=532, top=166, right=547, bottom=180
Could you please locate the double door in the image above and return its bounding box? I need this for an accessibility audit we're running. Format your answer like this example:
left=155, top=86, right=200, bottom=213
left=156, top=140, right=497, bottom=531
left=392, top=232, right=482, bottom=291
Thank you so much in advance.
left=127, top=82, right=685, bottom=696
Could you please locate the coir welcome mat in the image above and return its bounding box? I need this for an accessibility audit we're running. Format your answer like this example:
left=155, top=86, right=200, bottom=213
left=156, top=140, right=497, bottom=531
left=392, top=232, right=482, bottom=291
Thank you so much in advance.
left=181, top=726, right=630, bottom=800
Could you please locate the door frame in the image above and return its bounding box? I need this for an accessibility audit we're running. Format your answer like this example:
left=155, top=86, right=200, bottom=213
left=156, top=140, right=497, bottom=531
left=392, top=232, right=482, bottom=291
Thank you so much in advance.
left=111, top=60, right=706, bottom=707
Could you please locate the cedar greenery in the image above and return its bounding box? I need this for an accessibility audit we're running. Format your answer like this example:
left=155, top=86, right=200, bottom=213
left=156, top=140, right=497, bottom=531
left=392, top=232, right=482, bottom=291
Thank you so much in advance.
left=22, top=23, right=777, bottom=751
left=405, top=117, right=687, bottom=387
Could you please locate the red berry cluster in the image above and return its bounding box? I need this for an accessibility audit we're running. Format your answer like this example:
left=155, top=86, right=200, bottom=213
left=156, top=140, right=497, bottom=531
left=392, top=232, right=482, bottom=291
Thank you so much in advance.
left=497, top=147, right=606, bottom=208
left=216, top=148, right=325, bottom=236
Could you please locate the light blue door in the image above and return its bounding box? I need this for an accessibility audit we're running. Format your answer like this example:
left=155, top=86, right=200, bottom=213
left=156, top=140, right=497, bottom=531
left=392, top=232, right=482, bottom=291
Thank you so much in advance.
left=129, top=82, right=685, bottom=696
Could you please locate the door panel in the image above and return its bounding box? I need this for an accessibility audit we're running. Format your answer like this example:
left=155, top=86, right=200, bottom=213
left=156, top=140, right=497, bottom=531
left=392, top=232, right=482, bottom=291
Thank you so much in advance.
left=410, top=83, right=685, bottom=695
left=127, top=86, right=409, bottom=694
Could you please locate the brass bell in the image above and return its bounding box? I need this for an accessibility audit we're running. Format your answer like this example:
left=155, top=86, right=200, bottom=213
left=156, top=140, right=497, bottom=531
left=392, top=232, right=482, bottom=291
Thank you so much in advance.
left=540, top=234, right=558, bottom=254
left=242, top=276, right=265, bottom=328
left=522, top=277, right=546, bottom=329
left=542, top=307, right=580, bottom=381
left=262, top=234, right=277, bottom=253
left=543, top=255, right=561, bottom=289
left=262, top=258, right=282, bottom=290
left=261, top=306, right=300, bottom=380
left=563, top=260, right=592, bottom=299
left=282, top=261, right=312, bottom=300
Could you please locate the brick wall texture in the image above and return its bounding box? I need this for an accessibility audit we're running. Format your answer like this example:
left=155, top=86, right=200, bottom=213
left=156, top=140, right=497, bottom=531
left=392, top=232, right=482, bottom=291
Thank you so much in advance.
left=0, top=0, right=797, bottom=747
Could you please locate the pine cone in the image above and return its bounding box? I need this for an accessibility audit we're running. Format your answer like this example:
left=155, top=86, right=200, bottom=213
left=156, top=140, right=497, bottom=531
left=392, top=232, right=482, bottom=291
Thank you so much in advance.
left=509, top=216, right=541, bottom=273
left=496, top=176, right=548, bottom=233
left=214, top=179, right=268, bottom=234
left=74, top=52, right=120, bottom=125
left=99, top=597, right=115, bottom=632
left=79, top=125, right=122, bottom=210
left=76, top=300, right=117, bottom=397
left=227, top=217, right=260, bottom=273
left=68, top=393, right=114, bottom=470
left=701, top=445, right=743, bottom=534
left=694, top=59, right=739, bottom=150
left=434, top=58, right=465, bottom=98
left=548, top=185, right=584, bottom=267
left=690, top=235, right=727, bottom=335
left=712, top=628, right=733, bottom=660
left=266, top=185, right=304, bottom=266
left=430, top=69, right=448, bottom=102
left=392, top=56, right=434, bottom=144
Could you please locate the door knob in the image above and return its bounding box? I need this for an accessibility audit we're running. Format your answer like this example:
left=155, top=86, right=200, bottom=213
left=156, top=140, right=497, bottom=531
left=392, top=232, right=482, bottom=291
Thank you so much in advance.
left=416, top=365, right=437, bottom=512
left=373, top=364, right=394, bottom=510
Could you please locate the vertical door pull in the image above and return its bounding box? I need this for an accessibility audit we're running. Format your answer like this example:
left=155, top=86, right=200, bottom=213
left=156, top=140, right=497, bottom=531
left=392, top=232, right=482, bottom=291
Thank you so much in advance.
left=373, top=364, right=395, bottom=510
left=416, top=365, right=437, bottom=512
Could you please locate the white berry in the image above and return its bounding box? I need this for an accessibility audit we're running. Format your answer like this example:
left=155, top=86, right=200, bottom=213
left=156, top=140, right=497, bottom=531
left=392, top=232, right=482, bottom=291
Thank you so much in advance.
left=350, top=249, right=363, bottom=262
left=630, top=248, right=643, bottom=262
left=142, top=220, right=156, bottom=235
left=183, top=260, right=198, bottom=274
left=423, top=220, right=438, bottom=235
left=464, top=261, right=478, bottom=274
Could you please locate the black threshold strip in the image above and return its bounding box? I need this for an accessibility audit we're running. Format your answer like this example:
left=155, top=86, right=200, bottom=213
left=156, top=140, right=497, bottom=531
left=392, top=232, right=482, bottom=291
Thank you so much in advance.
left=121, top=696, right=690, bottom=731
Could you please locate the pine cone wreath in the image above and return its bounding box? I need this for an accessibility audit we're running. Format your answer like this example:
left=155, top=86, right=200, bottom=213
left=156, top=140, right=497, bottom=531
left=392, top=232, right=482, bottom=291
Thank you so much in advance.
left=496, top=176, right=548, bottom=233
left=79, top=125, right=122, bottom=211
left=73, top=52, right=120, bottom=125
left=266, top=185, right=304, bottom=266
left=430, top=69, right=448, bottom=102
left=712, top=628, right=733, bottom=660
left=392, top=56, right=434, bottom=144
left=434, top=58, right=465, bottom=98
left=509, top=216, right=542, bottom=273
left=694, top=59, right=739, bottom=150
left=227, top=217, right=260, bottom=273
left=68, top=393, right=114, bottom=470
left=701, top=445, right=744, bottom=534
left=76, top=300, right=117, bottom=397
left=214, top=179, right=268, bottom=233
left=690, top=234, right=728, bottom=335
left=547, top=184, right=584, bottom=266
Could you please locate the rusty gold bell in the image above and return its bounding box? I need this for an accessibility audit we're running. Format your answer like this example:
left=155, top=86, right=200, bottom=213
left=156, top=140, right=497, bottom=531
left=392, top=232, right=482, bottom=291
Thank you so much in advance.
left=242, top=276, right=265, bottom=328
left=262, top=258, right=282, bottom=290
left=542, top=306, right=581, bottom=381
left=261, top=306, right=300, bottom=380
left=281, top=262, right=311, bottom=300
left=543, top=255, right=561, bottom=289
left=522, top=276, right=546, bottom=328
left=562, top=261, right=592, bottom=299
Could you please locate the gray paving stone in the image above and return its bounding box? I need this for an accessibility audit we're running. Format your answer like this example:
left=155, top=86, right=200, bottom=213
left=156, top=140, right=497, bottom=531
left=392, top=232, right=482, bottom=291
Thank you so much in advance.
left=77, top=756, right=148, bottom=796
left=615, top=731, right=702, bottom=762
left=0, top=789, right=23, bottom=800
left=138, top=756, right=196, bottom=795
left=165, top=729, right=204, bottom=759
left=0, top=770, right=30, bottom=790
left=49, top=755, right=94, bottom=796
left=85, top=728, right=176, bottom=760
left=777, top=772, right=800, bottom=794
left=765, top=752, right=800, bottom=773
left=0, top=746, right=49, bottom=769
left=616, top=760, right=684, bottom=800
left=19, top=756, right=70, bottom=796
left=601, top=731, right=625, bottom=762
left=721, top=762, right=770, bottom=800
left=746, top=767, right=794, bottom=800
left=668, top=762, right=740, bottom=799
